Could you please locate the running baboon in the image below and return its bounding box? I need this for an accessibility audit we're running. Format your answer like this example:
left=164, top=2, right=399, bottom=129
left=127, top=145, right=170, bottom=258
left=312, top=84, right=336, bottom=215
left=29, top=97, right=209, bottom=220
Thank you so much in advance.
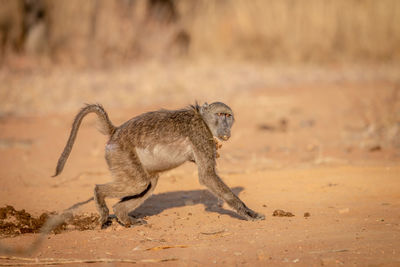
left=53, top=102, right=265, bottom=228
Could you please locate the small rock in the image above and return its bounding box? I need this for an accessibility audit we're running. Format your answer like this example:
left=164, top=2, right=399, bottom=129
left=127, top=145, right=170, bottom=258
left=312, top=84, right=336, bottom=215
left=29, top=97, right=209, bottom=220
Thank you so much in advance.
left=304, top=212, right=311, bottom=218
left=258, top=124, right=276, bottom=131
left=369, top=145, right=382, bottom=152
left=273, top=209, right=294, bottom=217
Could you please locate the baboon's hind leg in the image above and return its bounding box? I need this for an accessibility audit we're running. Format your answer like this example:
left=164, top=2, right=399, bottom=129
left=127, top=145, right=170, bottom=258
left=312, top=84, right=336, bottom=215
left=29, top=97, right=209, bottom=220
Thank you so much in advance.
left=94, top=184, right=110, bottom=227
left=94, top=144, right=158, bottom=228
left=94, top=182, right=131, bottom=228
left=112, top=177, right=158, bottom=227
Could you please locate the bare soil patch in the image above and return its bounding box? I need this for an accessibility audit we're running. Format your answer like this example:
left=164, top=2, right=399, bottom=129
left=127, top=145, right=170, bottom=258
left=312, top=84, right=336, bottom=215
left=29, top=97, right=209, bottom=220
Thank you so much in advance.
left=0, top=64, right=399, bottom=266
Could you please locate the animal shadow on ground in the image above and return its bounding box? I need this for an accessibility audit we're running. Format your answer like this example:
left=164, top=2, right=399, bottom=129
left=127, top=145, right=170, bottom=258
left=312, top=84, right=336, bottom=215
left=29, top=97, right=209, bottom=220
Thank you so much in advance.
left=131, top=187, right=245, bottom=220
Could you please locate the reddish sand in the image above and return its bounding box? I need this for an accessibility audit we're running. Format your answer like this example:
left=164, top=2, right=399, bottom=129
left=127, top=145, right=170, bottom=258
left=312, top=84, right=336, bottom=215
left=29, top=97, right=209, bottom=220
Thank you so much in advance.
left=0, top=65, right=399, bottom=266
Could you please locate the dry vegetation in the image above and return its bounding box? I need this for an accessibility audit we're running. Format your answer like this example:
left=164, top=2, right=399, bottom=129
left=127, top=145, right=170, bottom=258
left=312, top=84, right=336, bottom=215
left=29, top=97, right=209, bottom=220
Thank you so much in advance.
left=184, top=0, right=400, bottom=63
left=0, top=0, right=399, bottom=66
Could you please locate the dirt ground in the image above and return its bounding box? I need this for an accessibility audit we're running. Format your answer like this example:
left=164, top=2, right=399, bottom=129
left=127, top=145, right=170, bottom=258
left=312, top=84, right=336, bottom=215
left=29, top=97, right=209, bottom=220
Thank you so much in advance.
left=0, top=63, right=399, bottom=266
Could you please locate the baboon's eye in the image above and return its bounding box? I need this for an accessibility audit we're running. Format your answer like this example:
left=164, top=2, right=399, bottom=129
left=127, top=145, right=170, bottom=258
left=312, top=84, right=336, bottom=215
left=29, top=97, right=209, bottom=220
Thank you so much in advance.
left=226, top=114, right=231, bottom=118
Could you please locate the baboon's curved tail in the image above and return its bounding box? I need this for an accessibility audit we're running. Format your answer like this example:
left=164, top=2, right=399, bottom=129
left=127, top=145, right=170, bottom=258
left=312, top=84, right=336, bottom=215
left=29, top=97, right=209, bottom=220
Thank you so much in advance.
left=53, top=104, right=116, bottom=177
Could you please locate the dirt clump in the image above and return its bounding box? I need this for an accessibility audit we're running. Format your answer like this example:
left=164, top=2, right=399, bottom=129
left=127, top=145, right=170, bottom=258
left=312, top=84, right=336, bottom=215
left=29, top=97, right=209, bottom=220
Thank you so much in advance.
left=67, top=214, right=99, bottom=231
left=0, top=205, right=99, bottom=237
left=272, top=209, right=295, bottom=217
left=0, top=205, right=51, bottom=236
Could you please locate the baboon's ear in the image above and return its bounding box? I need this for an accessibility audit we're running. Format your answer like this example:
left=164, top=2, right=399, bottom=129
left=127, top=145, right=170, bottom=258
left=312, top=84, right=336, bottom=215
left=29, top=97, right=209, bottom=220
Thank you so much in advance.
left=200, top=102, right=209, bottom=115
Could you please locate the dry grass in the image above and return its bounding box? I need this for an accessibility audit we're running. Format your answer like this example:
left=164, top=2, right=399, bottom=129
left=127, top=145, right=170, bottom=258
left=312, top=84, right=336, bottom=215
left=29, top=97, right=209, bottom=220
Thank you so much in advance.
left=181, top=0, right=400, bottom=63
left=1, top=0, right=400, bottom=65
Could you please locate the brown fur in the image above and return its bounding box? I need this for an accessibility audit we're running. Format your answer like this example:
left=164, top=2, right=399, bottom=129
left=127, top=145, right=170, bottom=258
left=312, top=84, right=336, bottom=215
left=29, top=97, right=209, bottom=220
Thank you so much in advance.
left=54, top=102, right=264, bottom=227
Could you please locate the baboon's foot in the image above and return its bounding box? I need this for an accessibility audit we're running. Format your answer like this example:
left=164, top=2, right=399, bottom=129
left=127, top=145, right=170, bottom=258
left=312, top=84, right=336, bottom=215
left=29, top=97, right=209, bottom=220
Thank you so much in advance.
left=117, top=216, right=147, bottom=228
left=100, top=219, right=113, bottom=229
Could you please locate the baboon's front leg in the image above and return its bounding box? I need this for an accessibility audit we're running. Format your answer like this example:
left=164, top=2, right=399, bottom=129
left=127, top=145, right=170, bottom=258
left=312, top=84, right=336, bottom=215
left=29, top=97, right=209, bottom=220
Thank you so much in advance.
left=199, top=172, right=265, bottom=221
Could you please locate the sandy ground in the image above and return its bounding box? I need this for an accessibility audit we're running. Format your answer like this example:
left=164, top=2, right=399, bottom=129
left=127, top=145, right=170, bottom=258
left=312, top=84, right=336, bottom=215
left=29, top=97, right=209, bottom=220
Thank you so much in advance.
left=0, top=63, right=399, bottom=266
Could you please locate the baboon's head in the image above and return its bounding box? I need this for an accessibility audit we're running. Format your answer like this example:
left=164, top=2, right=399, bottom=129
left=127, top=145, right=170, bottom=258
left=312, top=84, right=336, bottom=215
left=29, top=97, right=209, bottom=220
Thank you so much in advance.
left=200, top=102, right=235, bottom=141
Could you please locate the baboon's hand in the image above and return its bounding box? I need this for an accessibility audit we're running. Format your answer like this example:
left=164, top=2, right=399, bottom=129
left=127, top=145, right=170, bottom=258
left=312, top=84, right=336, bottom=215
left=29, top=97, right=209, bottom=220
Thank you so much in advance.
left=226, top=197, right=265, bottom=221
left=240, top=207, right=265, bottom=221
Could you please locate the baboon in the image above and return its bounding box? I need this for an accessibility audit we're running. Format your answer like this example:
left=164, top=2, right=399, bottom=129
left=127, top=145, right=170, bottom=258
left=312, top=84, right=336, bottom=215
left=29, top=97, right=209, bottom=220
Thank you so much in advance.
left=53, top=102, right=265, bottom=228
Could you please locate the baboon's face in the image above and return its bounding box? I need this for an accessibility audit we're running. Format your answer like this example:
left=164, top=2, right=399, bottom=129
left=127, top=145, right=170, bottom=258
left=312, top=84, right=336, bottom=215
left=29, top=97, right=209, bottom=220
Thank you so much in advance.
left=200, top=102, right=235, bottom=141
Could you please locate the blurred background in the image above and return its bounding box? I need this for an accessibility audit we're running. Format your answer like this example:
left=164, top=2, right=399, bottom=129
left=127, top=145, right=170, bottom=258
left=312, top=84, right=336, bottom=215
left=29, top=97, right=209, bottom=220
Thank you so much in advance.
left=0, top=0, right=399, bottom=156
left=1, top=0, right=400, bottom=66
